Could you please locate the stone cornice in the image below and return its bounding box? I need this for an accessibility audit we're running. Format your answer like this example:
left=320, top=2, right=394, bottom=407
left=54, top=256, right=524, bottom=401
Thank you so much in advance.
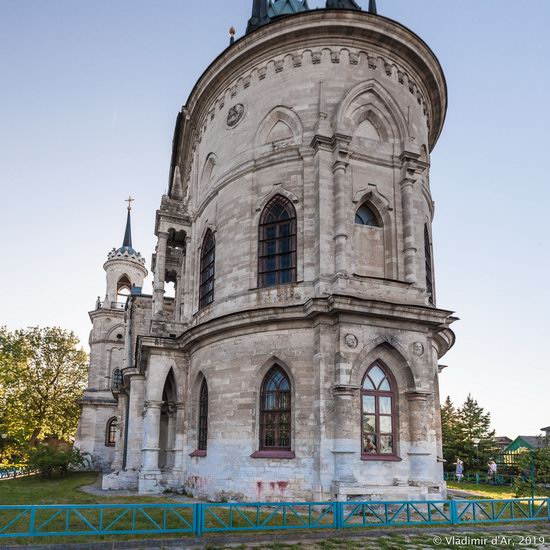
left=172, top=10, right=447, bottom=195
left=160, top=294, right=456, bottom=355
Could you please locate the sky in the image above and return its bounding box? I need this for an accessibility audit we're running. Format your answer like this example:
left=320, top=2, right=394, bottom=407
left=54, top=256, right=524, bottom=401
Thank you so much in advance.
left=0, top=0, right=548, bottom=439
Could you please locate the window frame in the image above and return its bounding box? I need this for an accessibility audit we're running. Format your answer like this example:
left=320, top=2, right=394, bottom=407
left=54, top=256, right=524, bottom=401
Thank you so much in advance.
left=258, top=365, right=292, bottom=452
left=105, top=417, right=117, bottom=447
left=258, top=195, right=297, bottom=288
left=355, top=203, right=381, bottom=227
left=424, top=224, right=434, bottom=304
left=360, top=362, right=400, bottom=461
left=197, top=378, right=208, bottom=452
left=199, top=230, right=215, bottom=310
left=111, top=369, right=123, bottom=391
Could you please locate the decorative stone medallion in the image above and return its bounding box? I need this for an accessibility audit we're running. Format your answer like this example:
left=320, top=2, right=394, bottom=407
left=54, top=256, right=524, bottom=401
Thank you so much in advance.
left=344, top=334, right=358, bottom=349
left=227, top=104, right=245, bottom=127
left=412, top=342, right=424, bottom=356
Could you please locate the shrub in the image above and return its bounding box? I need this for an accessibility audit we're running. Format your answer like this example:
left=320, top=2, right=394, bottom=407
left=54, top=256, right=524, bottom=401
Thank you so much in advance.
left=28, top=445, right=86, bottom=478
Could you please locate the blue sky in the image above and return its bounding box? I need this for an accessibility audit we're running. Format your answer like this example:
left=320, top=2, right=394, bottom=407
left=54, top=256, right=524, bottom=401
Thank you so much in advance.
left=0, top=1, right=548, bottom=438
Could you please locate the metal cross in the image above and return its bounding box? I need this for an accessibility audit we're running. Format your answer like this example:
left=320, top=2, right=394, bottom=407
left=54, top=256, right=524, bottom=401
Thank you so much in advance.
left=125, top=196, right=134, bottom=211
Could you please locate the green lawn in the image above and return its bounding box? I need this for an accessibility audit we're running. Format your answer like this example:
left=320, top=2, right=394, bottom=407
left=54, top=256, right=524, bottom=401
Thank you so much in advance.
left=0, top=471, right=179, bottom=505
left=447, top=481, right=550, bottom=500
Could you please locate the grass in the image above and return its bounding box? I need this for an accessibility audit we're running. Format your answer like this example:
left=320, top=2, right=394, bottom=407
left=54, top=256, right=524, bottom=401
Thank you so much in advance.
left=447, top=481, right=550, bottom=500
left=0, top=471, right=182, bottom=505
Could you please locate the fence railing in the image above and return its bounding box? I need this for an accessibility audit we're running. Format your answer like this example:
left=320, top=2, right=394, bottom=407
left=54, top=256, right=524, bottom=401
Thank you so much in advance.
left=0, top=498, right=548, bottom=540
left=444, top=472, right=527, bottom=485
left=0, top=467, right=36, bottom=481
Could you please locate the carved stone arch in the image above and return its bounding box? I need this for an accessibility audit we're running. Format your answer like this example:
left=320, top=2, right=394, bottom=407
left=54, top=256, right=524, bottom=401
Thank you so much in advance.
left=254, top=106, right=304, bottom=157
left=255, top=354, right=296, bottom=390
left=145, top=356, right=178, bottom=402
left=197, top=223, right=217, bottom=252
left=257, top=186, right=300, bottom=214
left=353, top=105, right=391, bottom=142
left=201, top=153, right=218, bottom=187
left=106, top=324, right=126, bottom=341
left=335, top=80, right=408, bottom=143
left=350, top=339, right=416, bottom=391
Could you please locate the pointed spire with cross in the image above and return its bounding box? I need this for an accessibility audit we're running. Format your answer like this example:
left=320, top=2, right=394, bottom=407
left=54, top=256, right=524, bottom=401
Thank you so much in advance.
left=123, top=197, right=134, bottom=248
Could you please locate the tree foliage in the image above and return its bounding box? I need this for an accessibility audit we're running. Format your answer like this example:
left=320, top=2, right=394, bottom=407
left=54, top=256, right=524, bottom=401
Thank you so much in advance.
left=0, top=327, right=88, bottom=458
left=441, top=394, right=499, bottom=472
left=513, top=445, right=550, bottom=497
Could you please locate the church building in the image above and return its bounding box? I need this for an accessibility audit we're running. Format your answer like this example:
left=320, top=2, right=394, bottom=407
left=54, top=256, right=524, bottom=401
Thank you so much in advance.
left=75, top=0, right=457, bottom=502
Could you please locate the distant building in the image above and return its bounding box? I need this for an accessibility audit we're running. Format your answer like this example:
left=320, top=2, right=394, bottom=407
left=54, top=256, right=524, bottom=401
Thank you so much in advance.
left=503, top=436, right=549, bottom=454
left=495, top=436, right=513, bottom=451
left=541, top=426, right=550, bottom=437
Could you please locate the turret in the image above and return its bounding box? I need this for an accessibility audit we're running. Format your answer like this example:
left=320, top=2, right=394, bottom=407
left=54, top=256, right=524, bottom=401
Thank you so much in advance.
left=103, top=198, right=147, bottom=306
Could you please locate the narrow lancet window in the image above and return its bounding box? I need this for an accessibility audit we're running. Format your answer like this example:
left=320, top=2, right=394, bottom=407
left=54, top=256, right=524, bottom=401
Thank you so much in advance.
left=361, top=363, right=397, bottom=457
left=105, top=417, right=117, bottom=447
left=424, top=225, right=434, bottom=303
left=111, top=369, right=123, bottom=391
left=199, top=230, right=215, bottom=309
left=198, top=379, right=208, bottom=451
left=260, top=366, right=291, bottom=449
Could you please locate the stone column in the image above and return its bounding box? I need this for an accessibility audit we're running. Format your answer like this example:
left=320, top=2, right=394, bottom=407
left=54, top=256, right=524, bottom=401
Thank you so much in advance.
left=400, top=176, right=417, bottom=284
left=125, top=375, right=145, bottom=470
left=141, top=400, right=163, bottom=472
left=332, top=385, right=359, bottom=500
left=406, top=391, right=433, bottom=484
left=333, top=160, right=350, bottom=276
left=172, top=403, right=186, bottom=473
left=153, top=231, right=169, bottom=316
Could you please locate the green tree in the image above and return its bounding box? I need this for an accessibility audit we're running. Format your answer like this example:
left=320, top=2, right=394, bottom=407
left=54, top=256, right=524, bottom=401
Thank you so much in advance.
left=457, top=394, right=498, bottom=472
left=513, top=445, right=550, bottom=497
left=440, top=396, right=461, bottom=465
left=0, top=327, right=88, bottom=453
left=441, top=394, right=498, bottom=473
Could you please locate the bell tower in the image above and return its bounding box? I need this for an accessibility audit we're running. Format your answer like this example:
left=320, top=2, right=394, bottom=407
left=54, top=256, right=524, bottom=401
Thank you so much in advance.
left=75, top=200, right=148, bottom=470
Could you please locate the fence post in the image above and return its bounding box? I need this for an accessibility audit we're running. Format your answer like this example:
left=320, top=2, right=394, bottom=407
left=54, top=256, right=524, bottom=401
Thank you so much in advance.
left=194, top=503, right=204, bottom=537
left=476, top=473, right=480, bottom=485
left=29, top=506, right=36, bottom=536
left=333, top=501, right=343, bottom=529
left=547, top=498, right=550, bottom=521
left=450, top=499, right=458, bottom=525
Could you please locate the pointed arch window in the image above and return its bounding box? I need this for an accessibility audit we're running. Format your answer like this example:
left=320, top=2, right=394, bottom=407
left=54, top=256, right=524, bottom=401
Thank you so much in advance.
left=197, top=379, right=208, bottom=452
left=355, top=203, right=380, bottom=227
left=111, top=369, right=123, bottom=391
left=260, top=366, right=291, bottom=450
left=361, top=362, right=397, bottom=458
left=199, top=230, right=215, bottom=309
left=258, top=196, right=297, bottom=288
left=105, top=417, right=117, bottom=447
left=424, top=225, right=434, bottom=304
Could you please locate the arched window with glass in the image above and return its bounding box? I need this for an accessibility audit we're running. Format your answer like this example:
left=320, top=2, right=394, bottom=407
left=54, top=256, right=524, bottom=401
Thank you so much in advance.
left=258, top=196, right=297, bottom=288
left=260, top=366, right=291, bottom=450
left=198, top=379, right=208, bottom=452
left=199, top=230, right=215, bottom=309
left=355, top=203, right=381, bottom=227
left=361, top=362, right=397, bottom=458
left=105, top=417, right=117, bottom=447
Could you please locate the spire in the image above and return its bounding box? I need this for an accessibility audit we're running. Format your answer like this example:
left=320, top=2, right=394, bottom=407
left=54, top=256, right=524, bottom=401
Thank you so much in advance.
left=247, top=0, right=269, bottom=33
left=325, top=0, right=361, bottom=10
left=368, top=0, right=377, bottom=14
left=123, top=196, right=134, bottom=248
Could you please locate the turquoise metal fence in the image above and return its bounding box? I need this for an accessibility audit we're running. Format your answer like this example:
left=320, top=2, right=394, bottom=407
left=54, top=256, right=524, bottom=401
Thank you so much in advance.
left=0, top=498, right=548, bottom=539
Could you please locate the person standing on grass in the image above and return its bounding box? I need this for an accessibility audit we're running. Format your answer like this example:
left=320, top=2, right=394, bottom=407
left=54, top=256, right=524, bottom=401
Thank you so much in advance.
left=455, top=458, right=464, bottom=482
left=487, top=459, right=497, bottom=483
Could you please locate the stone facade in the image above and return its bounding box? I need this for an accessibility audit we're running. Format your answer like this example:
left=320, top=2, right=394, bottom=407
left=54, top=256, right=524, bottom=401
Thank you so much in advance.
left=76, top=6, right=456, bottom=502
